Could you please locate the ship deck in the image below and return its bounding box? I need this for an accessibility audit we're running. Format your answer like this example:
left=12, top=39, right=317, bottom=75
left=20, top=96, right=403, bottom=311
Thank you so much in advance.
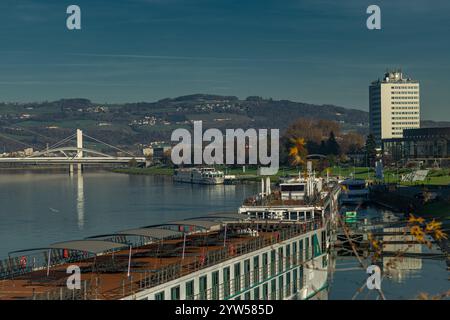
left=0, top=219, right=322, bottom=300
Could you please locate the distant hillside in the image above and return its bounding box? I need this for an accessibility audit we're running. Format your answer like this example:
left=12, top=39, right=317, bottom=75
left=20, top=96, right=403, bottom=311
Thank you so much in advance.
left=0, top=94, right=369, bottom=153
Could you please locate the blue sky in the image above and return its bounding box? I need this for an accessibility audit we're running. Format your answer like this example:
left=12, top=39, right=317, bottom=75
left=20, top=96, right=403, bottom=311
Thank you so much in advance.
left=0, top=0, right=449, bottom=120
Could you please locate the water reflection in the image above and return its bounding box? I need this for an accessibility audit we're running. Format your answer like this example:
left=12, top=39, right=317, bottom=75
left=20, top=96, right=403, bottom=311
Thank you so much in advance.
left=327, top=205, right=448, bottom=299
left=382, top=227, right=422, bottom=283
left=76, top=171, right=85, bottom=230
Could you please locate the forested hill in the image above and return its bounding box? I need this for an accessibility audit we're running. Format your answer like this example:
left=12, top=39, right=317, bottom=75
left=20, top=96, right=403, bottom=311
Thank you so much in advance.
left=1, top=94, right=370, bottom=152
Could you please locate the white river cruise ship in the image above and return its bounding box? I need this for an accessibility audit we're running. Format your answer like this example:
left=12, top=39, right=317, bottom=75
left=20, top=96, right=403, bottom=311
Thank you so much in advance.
left=173, top=167, right=225, bottom=185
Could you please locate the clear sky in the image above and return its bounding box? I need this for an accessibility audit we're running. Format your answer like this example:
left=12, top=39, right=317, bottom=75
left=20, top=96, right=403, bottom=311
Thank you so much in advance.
left=0, top=0, right=449, bottom=120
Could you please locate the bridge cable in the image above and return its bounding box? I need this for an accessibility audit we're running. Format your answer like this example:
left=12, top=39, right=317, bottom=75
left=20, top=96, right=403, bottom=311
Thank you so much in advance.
left=82, top=133, right=137, bottom=157
left=47, top=134, right=77, bottom=150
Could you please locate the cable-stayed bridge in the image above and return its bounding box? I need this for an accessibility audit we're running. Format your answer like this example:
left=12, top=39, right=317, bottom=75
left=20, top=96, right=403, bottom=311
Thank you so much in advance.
left=0, top=129, right=146, bottom=167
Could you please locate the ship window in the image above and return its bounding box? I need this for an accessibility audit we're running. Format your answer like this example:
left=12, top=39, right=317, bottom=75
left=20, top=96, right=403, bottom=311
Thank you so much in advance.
left=299, top=266, right=304, bottom=289
left=234, top=263, right=241, bottom=293
left=299, top=239, right=304, bottom=262
left=278, top=275, right=284, bottom=299
left=254, top=287, right=260, bottom=300
left=270, top=279, right=277, bottom=300
left=262, top=253, right=268, bottom=280
left=292, top=242, right=297, bottom=265
left=312, top=234, right=321, bottom=258
left=286, top=272, right=291, bottom=297
left=154, top=291, right=165, bottom=300
left=186, top=280, right=194, bottom=300
left=223, top=267, right=231, bottom=298
left=270, top=250, right=276, bottom=276
left=244, top=259, right=251, bottom=289
left=253, top=256, right=260, bottom=283
left=278, top=247, right=283, bottom=272
left=293, top=268, right=298, bottom=293
left=286, top=244, right=291, bottom=269
left=244, top=292, right=251, bottom=300
left=171, top=286, right=180, bottom=300
left=321, top=231, right=326, bottom=253
left=280, top=184, right=305, bottom=192
left=305, top=238, right=310, bottom=260
left=263, top=283, right=269, bottom=300
left=199, top=275, right=208, bottom=300
left=212, top=271, right=219, bottom=300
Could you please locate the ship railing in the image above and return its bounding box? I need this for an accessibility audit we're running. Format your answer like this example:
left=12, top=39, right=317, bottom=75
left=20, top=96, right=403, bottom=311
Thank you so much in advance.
left=19, top=218, right=325, bottom=300
left=31, top=279, right=91, bottom=300
left=100, top=218, right=324, bottom=299
left=187, top=248, right=318, bottom=300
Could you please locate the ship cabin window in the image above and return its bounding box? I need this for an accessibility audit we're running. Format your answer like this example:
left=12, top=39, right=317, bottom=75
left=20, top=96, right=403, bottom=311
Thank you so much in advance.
left=278, top=275, right=284, bottom=299
left=262, top=253, right=268, bottom=280
left=234, top=263, right=241, bottom=293
left=154, top=291, right=165, bottom=300
left=280, top=184, right=305, bottom=192
left=263, top=283, right=269, bottom=300
left=199, top=275, right=208, bottom=300
left=253, top=256, right=260, bottom=283
left=290, top=212, right=298, bottom=220
left=278, top=247, right=283, bottom=273
left=305, top=211, right=311, bottom=220
left=305, top=238, right=310, bottom=260
left=286, top=244, right=291, bottom=269
left=244, top=259, right=251, bottom=289
left=171, top=286, right=180, bottom=300
left=292, top=242, right=297, bottom=265
left=321, top=231, right=326, bottom=253
left=286, top=272, right=291, bottom=297
left=299, top=239, right=304, bottom=262
left=223, top=267, right=231, bottom=298
left=312, top=234, right=320, bottom=258
left=254, top=287, right=260, bottom=300
left=270, top=279, right=277, bottom=300
left=212, top=271, right=219, bottom=300
left=186, top=280, right=194, bottom=300
left=270, top=250, right=276, bottom=276
left=293, top=268, right=298, bottom=293
left=299, top=266, right=304, bottom=289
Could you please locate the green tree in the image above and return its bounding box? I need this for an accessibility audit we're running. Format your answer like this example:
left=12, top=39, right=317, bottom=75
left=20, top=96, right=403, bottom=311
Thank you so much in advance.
left=326, top=131, right=340, bottom=155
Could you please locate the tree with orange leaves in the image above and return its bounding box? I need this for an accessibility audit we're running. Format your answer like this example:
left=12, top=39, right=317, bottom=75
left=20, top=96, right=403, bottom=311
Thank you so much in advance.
left=288, top=137, right=308, bottom=166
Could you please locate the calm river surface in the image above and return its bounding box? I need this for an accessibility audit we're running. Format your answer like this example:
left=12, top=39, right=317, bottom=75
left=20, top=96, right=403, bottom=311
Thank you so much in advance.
left=0, top=172, right=448, bottom=299
left=0, top=171, right=257, bottom=259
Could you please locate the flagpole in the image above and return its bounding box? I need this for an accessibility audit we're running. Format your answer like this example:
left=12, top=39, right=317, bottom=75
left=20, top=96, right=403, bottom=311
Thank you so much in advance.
left=182, top=233, right=186, bottom=260
left=127, top=246, right=132, bottom=277
left=46, top=249, right=52, bottom=277
left=223, top=224, right=227, bottom=247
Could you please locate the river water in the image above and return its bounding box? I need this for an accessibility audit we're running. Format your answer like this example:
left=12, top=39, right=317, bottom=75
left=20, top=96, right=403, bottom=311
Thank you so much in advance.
left=0, top=171, right=257, bottom=259
left=0, top=172, right=448, bottom=299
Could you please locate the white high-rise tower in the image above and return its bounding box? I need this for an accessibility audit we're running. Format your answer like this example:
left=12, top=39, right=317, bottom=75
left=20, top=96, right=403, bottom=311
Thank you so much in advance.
left=369, top=70, right=420, bottom=146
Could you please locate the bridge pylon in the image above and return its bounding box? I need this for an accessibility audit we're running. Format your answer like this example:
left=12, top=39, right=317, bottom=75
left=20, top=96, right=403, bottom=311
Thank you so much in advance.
left=76, top=129, right=83, bottom=171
